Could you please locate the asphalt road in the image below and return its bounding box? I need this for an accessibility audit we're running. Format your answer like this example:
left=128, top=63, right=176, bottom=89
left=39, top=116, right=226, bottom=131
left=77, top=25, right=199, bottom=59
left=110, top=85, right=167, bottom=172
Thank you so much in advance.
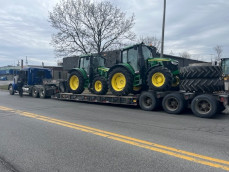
left=0, top=90, right=229, bottom=172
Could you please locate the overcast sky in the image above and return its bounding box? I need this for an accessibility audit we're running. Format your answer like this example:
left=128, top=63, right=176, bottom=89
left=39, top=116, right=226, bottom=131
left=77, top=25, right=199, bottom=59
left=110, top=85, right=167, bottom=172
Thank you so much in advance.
left=0, top=0, right=228, bottom=67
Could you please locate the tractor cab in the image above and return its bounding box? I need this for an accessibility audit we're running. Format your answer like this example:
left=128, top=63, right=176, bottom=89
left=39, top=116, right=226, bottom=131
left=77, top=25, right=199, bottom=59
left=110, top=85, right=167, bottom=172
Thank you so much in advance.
left=221, top=58, right=229, bottom=91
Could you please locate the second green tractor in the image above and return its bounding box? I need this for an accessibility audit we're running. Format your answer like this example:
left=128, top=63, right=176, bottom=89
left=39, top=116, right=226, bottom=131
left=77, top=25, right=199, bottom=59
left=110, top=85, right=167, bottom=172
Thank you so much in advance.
left=67, top=54, right=109, bottom=95
left=108, top=43, right=180, bottom=96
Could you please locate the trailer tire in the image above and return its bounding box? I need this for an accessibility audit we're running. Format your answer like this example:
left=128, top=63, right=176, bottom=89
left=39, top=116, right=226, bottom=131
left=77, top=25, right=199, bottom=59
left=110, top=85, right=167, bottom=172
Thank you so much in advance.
left=147, top=66, right=172, bottom=91
left=180, top=79, right=224, bottom=93
left=180, top=66, right=222, bottom=79
left=67, top=71, right=85, bottom=94
left=109, top=67, right=133, bottom=96
left=9, top=85, right=14, bottom=95
left=162, top=93, right=186, bottom=114
left=39, top=87, right=47, bottom=99
left=191, top=94, right=218, bottom=118
left=139, top=91, right=159, bottom=111
left=32, top=87, right=39, bottom=98
left=92, top=77, right=108, bottom=95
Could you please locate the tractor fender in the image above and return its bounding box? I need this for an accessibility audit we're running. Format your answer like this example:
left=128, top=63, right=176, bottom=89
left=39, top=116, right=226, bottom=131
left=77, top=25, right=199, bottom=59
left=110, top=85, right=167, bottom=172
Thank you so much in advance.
left=146, top=64, right=161, bottom=75
left=68, top=68, right=88, bottom=80
left=108, top=64, right=135, bottom=76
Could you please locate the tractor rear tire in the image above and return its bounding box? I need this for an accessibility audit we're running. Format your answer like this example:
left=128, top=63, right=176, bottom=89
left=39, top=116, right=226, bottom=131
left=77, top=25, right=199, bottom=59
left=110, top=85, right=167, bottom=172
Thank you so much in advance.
left=67, top=71, right=85, bottom=94
left=180, top=66, right=222, bottom=79
left=191, top=94, right=218, bottom=118
left=109, top=67, right=133, bottom=96
left=139, top=91, right=160, bottom=111
left=92, top=77, right=108, bottom=95
left=147, top=66, right=172, bottom=91
left=32, top=87, right=39, bottom=98
left=180, top=79, right=224, bottom=93
left=162, top=93, right=186, bottom=114
left=9, top=85, right=14, bottom=95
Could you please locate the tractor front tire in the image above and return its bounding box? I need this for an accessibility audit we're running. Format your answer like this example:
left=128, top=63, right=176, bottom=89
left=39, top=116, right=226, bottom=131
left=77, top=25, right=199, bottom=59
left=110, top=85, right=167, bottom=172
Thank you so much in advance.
left=147, top=66, right=172, bottom=91
left=108, top=67, right=133, bottom=96
left=67, top=71, right=85, bottom=94
left=92, top=77, right=108, bottom=95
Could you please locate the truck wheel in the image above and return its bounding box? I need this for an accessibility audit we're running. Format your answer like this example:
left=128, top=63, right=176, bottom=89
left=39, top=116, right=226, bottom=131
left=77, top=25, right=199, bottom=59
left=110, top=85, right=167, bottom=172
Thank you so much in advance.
left=139, top=91, right=159, bottom=111
left=180, top=79, right=224, bottom=93
left=39, top=87, right=47, bottom=99
left=92, top=77, right=108, bottom=95
left=147, top=66, right=172, bottom=91
left=32, top=87, right=39, bottom=98
left=109, top=67, right=133, bottom=96
left=162, top=93, right=186, bottom=114
left=9, top=85, right=14, bottom=95
left=180, top=66, right=222, bottom=79
left=191, top=94, right=218, bottom=118
left=67, top=71, right=85, bottom=94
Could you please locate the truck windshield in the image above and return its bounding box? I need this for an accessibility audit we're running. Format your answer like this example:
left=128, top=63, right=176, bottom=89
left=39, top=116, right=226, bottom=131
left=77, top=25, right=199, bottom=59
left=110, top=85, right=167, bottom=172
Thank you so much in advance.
left=142, top=46, right=153, bottom=60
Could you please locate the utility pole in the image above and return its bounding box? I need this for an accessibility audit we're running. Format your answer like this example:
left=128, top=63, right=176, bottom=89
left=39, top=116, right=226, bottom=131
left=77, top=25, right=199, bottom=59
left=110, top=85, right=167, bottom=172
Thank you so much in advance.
left=160, top=0, right=166, bottom=58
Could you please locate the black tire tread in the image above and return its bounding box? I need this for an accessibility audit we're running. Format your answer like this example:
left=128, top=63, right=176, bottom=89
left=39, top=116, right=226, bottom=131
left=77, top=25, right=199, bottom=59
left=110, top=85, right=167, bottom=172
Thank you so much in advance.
left=67, top=71, right=85, bottom=94
left=180, top=66, right=222, bottom=79
left=180, top=79, right=224, bottom=93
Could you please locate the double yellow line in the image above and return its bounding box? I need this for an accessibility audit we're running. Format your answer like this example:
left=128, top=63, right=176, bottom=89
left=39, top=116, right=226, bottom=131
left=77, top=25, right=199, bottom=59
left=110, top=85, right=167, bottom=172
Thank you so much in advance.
left=0, top=105, right=229, bottom=171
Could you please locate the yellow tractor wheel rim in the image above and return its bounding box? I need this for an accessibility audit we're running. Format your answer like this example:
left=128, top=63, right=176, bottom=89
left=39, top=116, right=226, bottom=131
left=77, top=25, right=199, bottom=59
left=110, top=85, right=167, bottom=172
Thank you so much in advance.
left=111, top=73, right=126, bottom=91
left=69, top=75, right=79, bottom=90
left=94, top=80, right=102, bottom=92
left=152, top=72, right=165, bottom=87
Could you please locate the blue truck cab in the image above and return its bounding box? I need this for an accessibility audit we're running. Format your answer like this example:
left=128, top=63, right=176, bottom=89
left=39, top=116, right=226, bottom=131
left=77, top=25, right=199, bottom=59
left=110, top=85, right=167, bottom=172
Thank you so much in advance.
left=9, top=68, right=53, bottom=96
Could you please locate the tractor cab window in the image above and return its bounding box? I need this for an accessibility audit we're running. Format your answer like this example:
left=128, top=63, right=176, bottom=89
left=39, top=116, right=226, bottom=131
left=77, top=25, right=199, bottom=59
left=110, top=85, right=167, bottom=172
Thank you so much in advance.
left=122, top=50, right=128, bottom=63
left=93, top=56, right=105, bottom=67
left=80, top=57, right=90, bottom=73
left=142, top=46, right=153, bottom=60
left=128, top=48, right=138, bottom=71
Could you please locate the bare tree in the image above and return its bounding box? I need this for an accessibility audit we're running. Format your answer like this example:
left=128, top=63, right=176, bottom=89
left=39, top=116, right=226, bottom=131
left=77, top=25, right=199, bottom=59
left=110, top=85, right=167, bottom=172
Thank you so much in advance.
left=179, top=51, right=191, bottom=59
left=49, top=0, right=135, bottom=57
left=214, top=45, right=223, bottom=61
left=138, top=36, right=161, bottom=53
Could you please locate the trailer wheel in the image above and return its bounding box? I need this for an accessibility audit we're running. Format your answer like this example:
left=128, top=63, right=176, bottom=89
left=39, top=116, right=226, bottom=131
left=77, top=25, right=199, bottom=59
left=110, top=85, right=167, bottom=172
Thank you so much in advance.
left=162, top=93, right=186, bottom=114
left=9, top=85, right=14, bottom=95
left=39, top=87, right=47, bottom=99
left=109, top=67, right=133, bottom=96
left=191, top=94, right=218, bottom=118
left=92, top=77, right=108, bottom=95
left=147, top=66, right=172, bottom=91
left=67, top=71, right=85, bottom=94
left=32, top=87, right=39, bottom=98
left=139, top=91, right=159, bottom=111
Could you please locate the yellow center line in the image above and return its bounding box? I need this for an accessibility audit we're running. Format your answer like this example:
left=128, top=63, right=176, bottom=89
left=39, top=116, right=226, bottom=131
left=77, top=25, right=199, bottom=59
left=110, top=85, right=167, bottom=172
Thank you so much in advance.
left=0, top=106, right=229, bottom=171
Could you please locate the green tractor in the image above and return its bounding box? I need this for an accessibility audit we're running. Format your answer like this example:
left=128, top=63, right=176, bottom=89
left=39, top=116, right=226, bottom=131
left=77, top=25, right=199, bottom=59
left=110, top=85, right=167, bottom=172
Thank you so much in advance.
left=67, top=54, right=109, bottom=95
left=108, top=43, right=179, bottom=96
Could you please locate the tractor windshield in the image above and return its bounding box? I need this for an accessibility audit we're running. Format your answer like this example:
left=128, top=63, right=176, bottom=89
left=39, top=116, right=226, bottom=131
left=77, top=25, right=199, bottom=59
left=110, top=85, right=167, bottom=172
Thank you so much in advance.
left=80, top=57, right=90, bottom=73
left=93, top=56, right=105, bottom=67
left=222, top=59, right=229, bottom=75
left=142, top=45, right=153, bottom=60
